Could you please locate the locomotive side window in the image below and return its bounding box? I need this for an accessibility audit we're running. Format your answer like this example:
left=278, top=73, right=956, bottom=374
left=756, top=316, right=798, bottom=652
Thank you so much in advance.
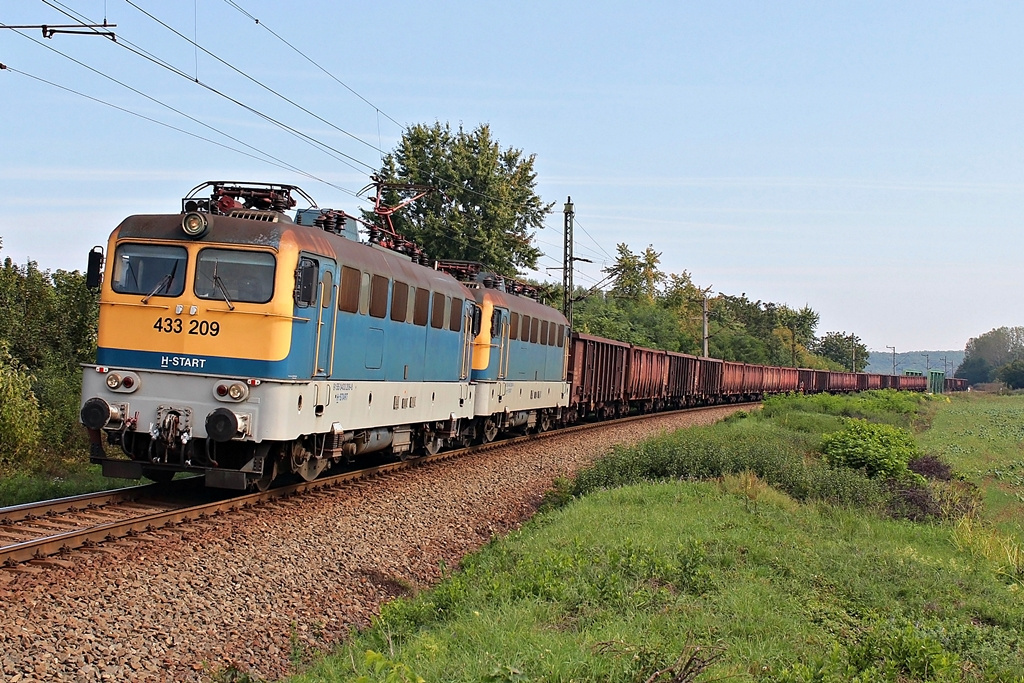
left=530, top=317, right=540, bottom=343
left=509, top=312, right=519, bottom=340
left=321, top=270, right=333, bottom=308
left=450, top=297, right=463, bottom=332
left=414, top=288, right=430, bottom=326
left=557, top=324, right=565, bottom=347
left=430, top=292, right=445, bottom=329
left=548, top=322, right=557, bottom=346
left=521, top=316, right=531, bottom=342
left=369, top=275, right=389, bottom=318
left=490, top=309, right=503, bottom=337
left=111, top=244, right=187, bottom=297
left=540, top=320, right=549, bottom=346
left=391, top=282, right=409, bottom=322
left=338, top=266, right=360, bottom=313
left=195, top=248, right=275, bottom=303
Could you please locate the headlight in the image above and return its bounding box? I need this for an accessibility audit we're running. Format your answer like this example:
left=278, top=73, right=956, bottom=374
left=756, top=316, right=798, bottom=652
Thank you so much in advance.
left=213, top=381, right=249, bottom=402
left=182, top=211, right=209, bottom=239
left=104, top=371, right=140, bottom=393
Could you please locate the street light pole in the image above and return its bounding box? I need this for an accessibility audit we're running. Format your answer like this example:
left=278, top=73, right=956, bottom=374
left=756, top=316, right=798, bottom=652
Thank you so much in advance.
left=886, top=345, right=896, bottom=375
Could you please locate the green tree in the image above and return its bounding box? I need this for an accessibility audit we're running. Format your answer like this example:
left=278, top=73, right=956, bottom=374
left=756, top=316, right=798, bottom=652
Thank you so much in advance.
left=369, top=122, right=550, bottom=275
left=777, top=305, right=820, bottom=367
left=603, top=243, right=665, bottom=303
left=958, top=327, right=1024, bottom=384
left=954, top=355, right=993, bottom=385
left=996, top=360, right=1024, bottom=389
left=656, top=271, right=710, bottom=354
left=0, top=248, right=99, bottom=452
left=574, top=293, right=683, bottom=350
left=813, top=331, right=869, bottom=372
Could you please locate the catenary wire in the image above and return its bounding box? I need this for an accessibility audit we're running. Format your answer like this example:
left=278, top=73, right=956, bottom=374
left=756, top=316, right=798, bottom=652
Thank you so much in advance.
left=1, top=27, right=366, bottom=201
left=38, top=0, right=378, bottom=177
left=122, top=0, right=386, bottom=158
left=0, top=63, right=363, bottom=201
left=38, top=0, right=562, bottom=221
left=219, top=0, right=404, bottom=131
left=571, top=216, right=616, bottom=262
left=27, top=1, right=601, bottom=255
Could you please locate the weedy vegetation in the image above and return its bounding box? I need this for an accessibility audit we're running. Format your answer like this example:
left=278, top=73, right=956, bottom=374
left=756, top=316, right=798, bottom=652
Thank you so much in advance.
left=287, top=391, right=1024, bottom=682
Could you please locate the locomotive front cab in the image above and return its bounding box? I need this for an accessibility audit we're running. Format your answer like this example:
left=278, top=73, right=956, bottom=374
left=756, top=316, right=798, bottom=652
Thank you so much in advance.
left=461, top=273, right=571, bottom=439
left=81, top=183, right=311, bottom=489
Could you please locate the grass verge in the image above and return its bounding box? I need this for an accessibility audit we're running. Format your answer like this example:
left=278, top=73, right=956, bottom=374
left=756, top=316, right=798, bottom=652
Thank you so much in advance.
left=280, top=391, right=1024, bottom=682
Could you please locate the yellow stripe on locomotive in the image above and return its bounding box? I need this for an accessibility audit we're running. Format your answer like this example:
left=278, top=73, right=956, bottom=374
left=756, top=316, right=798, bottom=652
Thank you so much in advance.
left=95, top=215, right=313, bottom=375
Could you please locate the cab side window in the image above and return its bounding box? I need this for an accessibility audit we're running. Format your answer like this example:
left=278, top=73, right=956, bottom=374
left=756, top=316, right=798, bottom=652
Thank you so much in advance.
left=369, top=275, right=389, bottom=319
left=339, top=266, right=361, bottom=313
left=430, top=292, right=446, bottom=329
left=391, top=282, right=409, bottom=322
left=450, top=297, right=463, bottom=332
left=414, top=288, right=430, bottom=326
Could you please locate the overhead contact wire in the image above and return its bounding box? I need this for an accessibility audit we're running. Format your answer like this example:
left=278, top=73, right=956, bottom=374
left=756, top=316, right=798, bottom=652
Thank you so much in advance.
left=219, top=0, right=405, bottom=130
left=123, top=0, right=385, bottom=159
left=1, top=25, right=363, bottom=199
left=39, top=0, right=377, bottom=178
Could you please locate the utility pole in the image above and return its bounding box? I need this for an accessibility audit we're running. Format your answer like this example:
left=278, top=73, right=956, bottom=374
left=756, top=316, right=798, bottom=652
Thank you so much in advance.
left=941, top=356, right=948, bottom=375
left=562, top=197, right=574, bottom=329
left=886, top=345, right=896, bottom=376
left=702, top=295, right=709, bottom=357
left=924, top=354, right=930, bottom=372
left=850, top=335, right=857, bottom=372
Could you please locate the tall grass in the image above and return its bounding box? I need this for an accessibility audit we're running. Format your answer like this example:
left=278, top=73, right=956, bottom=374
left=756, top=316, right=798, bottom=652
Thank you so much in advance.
left=562, top=417, right=885, bottom=511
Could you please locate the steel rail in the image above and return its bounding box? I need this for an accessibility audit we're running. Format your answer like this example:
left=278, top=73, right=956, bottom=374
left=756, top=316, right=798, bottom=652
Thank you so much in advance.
left=0, top=402, right=755, bottom=567
left=0, top=479, right=198, bottom=525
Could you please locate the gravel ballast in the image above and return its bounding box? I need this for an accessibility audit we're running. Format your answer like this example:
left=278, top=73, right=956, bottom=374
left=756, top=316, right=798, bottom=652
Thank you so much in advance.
left=0, top=406, right=749, bottom=682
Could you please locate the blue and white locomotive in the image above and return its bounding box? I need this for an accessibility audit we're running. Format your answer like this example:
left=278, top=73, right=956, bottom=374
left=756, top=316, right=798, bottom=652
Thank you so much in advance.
left=80, top=181, right=570, bottom=489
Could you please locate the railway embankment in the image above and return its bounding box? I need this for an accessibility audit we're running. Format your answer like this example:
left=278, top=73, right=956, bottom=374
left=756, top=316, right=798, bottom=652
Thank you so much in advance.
left=0, top=406, right=747, bottom=682
left=291, top=392, right=1024, bottom=683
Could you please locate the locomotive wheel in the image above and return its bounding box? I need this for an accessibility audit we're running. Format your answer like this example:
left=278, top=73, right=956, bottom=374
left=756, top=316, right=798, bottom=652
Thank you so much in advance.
left=290, top=441, right=326, bottom=482
left=250, top=445, right=278, bottom=492
left=250, top=460, right=278, bottom=491
left=537, top=412, right=551, bottom=433
left=481, top=418, right=499, bottom=443
left=424, top=436, right=444, bottom=455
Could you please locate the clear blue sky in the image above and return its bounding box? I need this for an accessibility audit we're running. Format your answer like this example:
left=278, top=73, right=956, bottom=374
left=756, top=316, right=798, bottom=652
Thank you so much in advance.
left=2, top=1, right=1021, bottom=352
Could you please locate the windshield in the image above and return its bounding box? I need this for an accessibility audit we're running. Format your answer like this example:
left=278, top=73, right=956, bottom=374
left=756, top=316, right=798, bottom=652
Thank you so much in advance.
left=195, top=248, right=276, bottom=303
left=111, top=244, right=187, bottom=297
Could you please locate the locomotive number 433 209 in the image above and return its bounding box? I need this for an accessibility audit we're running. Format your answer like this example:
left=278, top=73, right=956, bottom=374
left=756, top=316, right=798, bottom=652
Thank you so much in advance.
left=153, top=317, right=221, bottom=336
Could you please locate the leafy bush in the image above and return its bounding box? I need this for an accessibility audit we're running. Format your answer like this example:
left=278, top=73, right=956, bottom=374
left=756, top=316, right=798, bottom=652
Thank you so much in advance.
left=820, top=419, right=920, bottom=480
left=0, top=343, right=42, bottom=468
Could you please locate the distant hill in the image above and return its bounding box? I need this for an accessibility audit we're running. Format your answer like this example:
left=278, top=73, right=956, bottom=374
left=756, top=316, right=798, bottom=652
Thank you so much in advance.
left=865, top=350, right=963, bottom=376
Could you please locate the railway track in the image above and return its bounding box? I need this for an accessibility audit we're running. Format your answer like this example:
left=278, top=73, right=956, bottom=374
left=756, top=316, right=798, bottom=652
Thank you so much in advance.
left=0, top=403, right=755, bottom=568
